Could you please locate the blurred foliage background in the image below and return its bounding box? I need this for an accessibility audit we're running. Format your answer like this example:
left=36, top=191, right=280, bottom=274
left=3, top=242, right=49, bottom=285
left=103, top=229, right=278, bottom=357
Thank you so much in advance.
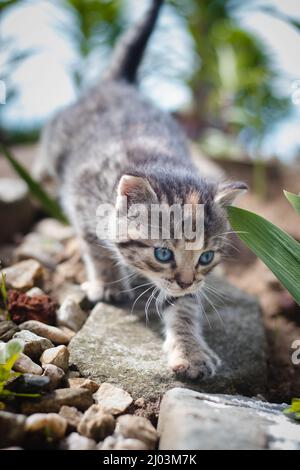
left=0, top=0, right=299, bottom=162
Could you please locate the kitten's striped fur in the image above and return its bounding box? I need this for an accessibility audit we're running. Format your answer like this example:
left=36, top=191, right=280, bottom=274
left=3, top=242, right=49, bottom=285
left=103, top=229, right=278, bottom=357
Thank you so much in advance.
left=36, top=0, right=247, bottom=380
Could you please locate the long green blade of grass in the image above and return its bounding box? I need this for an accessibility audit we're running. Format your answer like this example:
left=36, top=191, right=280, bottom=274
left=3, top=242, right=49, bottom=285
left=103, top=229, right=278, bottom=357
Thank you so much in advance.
left=284, top=190, right=300, bottom=214
left=227, top=206, right=300, bottom=305
left=0, top=144, right=67, bottom=223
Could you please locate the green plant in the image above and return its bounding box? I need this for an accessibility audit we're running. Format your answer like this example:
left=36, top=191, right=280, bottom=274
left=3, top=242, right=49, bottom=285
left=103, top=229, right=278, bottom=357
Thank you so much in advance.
left=0, top=339, right=39, bottom=399
left=0, top=268, right=10, bottom=321
left=0, top=144, right=68, bottom=223
left=227, top=191, right=300, bottom=305
left=283, top=399, right=300, bottom=422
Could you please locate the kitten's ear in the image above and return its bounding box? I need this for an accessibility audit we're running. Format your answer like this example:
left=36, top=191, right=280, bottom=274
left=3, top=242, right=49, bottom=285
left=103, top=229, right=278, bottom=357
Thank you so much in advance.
left=116, top=175, right=157, bottom=208
left=215, top=181, right=248, bottom=207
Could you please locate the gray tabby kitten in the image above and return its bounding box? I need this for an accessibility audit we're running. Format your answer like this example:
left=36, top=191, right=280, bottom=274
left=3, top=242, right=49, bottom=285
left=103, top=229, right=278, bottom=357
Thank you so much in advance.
left=36, top=0, right=247, bottom=380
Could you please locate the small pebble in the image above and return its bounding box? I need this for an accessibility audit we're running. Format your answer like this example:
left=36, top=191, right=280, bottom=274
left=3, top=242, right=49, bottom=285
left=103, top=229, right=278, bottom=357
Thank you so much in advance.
left=19, top=320, right=71, bottom=345
left=42, top=364, right=65, bottom=391
left=78, top=404, right=115, bottom=441
left=13, top=353, right=43, bottom=375
left=0, top=411, right=26, bottom=448
left=116, top=414, right=158, bottom=449
left=68, top=378, right=99, bottom=393
left=2, top=259, right=43, bottom=291
left=34, top=218, right=73, bottom=242
left=21, top=388, right=93, bottom=414
left=59, top=432, right=96, bottom=450
left=25, top=413, right=67, bottom=440
left=99, top=436, right=148, bottom=450
left=59, top=406, right=83, bottom=431
left=93, top=383, right=133, bottom=415
left=7, top=374, right=50, bottom=394
left=16, top=233, right=65, bottom=269
left=0, top=320, right=19, bottom=342
left=26, top=287, right=44, bottom=297
left=13, top=330, right=53, bottom=359
left=57, top=297, right=87, bottom=332
left=58, top=326, right=75, bottom=341
left=56, top=283, right=87, bottom=308
left=40, top=345, right=69, bottom=372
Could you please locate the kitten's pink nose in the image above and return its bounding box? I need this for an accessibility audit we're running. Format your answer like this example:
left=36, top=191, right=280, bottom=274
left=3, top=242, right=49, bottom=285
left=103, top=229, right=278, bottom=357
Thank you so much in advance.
left=175, top=274, right=193, bottom=290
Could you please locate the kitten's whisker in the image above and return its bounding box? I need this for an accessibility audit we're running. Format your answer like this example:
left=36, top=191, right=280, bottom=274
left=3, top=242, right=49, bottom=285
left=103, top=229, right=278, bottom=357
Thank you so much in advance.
left=106, top=272, right=137, bottom=286
left=154, top=289, right=163, bottom=320
left=194, top=292, right=212, bottom=330
left=130, top=285, right=154, bottom=316
left=145, top=287, right=158, bottom=322
left=119, top=281, right=153, bottom=294
left=203, top=282, right=230, bottom=302
left=200, top=290, right=225, bottom=329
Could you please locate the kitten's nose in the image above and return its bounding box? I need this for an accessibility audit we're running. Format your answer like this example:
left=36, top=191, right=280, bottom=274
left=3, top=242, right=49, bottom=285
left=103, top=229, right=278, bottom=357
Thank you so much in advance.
left=175, top=274, right=193, bottom=290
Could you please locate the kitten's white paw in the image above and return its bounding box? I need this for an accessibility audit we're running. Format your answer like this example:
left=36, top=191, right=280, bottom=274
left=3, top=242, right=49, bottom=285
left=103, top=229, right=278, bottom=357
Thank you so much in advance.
left=81, top=281, right=131, bottom=304
left=81, top=281, right=104, bottom=303
left=169, top=348, right=221, bottom=380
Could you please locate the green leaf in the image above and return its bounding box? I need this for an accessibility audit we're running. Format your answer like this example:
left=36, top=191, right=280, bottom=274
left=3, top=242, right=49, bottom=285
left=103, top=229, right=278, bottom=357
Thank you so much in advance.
left=5, top=339, right=23, bottom=363
left=284, top=191, right=300, bottom=214
left=227, top=206, right=300, bottom=305
left=0, top=144, right=68, bottom=223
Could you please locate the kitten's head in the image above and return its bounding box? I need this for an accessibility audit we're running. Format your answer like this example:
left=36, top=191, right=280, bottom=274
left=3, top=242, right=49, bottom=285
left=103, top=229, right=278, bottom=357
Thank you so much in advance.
left=113, top=172, right=247, bottom=298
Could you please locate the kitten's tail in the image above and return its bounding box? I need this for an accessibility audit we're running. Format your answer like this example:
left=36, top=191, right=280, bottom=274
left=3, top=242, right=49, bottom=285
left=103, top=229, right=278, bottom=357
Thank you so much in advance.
left=104, top=0, right=164, bottom=83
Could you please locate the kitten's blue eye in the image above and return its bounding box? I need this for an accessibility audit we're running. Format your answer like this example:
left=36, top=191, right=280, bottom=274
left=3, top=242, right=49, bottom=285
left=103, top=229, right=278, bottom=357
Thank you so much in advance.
left=154, top=247, right=173, bottom=263
left=199, top=250, right=215, bottom=266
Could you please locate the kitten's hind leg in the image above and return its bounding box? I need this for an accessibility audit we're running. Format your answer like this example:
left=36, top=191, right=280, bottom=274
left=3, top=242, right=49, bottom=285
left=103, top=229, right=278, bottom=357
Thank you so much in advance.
left=163, top=295, right=221, bottom=380
left=80, top=240, right=131, bottom=304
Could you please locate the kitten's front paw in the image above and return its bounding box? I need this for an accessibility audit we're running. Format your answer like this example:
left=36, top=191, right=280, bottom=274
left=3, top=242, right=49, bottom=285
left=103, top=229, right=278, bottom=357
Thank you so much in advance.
left=81, top=281, right=131, bottom=304
left=81, top=281, right=104, bottom=303
left=169, top=348, right=221, bottom=381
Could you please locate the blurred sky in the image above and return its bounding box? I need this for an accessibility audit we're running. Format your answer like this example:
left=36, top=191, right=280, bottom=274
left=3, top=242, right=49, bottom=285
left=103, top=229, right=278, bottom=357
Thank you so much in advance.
left=1, top=0, right=300, bottom=160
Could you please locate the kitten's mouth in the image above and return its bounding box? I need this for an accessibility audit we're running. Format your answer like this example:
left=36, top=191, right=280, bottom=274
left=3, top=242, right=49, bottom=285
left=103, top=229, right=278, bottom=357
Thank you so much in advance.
left=162, top=283, right=200, bottom=298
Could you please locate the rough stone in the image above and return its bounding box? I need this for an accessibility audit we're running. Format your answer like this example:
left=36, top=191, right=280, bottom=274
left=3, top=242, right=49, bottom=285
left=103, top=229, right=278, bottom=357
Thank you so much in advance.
left=59, top=406, right=83, bottom=431
left=16, top=233, right=65, bottom=269
left=0, top=411, right=26, bottom=448
left=116, top=414, right=158, bottom=449
left=25, top=413, right=67, bottom=440
left=13, top=330, right=53, bottom=359
left=93, top=383, right=133, bottom=415
left=78, top=404, right=115, bottom=441
left=69, top=276, right=267, bottom=400
left=158, top=388, right=300, bottom=450
left=19, top=320, right=71, bottom=345
left=21, top=388, right=93, bottom=414
left=40, top=345, right=69, bottom=372
left=59, top=432, right=96, bottom=450
left=57, top=297, right=87, bottom=332
left=42, top=364, right=65, bottom=391
left=0, top=321, right=19, bottom=341
left=99, top=436, right=148, bottom=450
left=68, top=377, right=99, bottom=393
left=13, top=353, right=43, bottom=375
left=2, top=259, right=43, bottom=291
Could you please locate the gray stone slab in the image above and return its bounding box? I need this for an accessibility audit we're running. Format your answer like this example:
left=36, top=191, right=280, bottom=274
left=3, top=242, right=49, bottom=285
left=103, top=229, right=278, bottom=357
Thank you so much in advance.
left=69, top=276, right=267, bottom=400
left=158, top=388, right=300, bottom=450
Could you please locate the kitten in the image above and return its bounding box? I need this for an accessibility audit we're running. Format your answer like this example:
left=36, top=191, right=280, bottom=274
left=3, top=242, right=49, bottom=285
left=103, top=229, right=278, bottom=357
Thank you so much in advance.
left=36, top=0, right=247, bottom=380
